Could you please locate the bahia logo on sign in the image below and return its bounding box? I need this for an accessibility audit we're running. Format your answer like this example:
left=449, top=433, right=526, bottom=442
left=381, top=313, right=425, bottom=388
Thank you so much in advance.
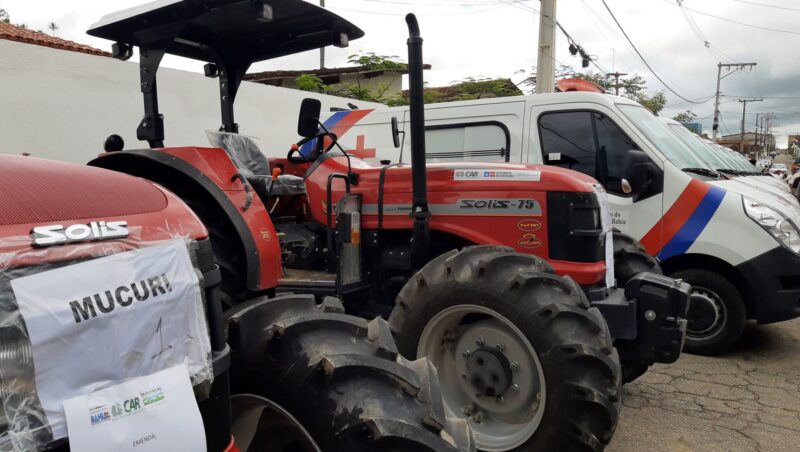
left=31, top=221, right=129, bottom=247
left=89, top=405, right=111, bottom=425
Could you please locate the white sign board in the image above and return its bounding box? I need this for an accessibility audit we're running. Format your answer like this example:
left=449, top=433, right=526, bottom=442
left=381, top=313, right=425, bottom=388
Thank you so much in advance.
left=63, top=364, right=206, bottom=452
left=10, top=241, right=211, bottom=439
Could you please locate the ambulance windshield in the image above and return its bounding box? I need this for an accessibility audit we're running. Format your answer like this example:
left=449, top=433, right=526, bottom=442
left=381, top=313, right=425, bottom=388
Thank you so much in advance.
left=618, top=105, right=710, bottom=171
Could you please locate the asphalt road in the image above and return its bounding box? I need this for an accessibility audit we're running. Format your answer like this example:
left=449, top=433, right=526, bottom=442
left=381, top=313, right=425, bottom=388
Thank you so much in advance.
left=609, top=318, right=800, bottom=452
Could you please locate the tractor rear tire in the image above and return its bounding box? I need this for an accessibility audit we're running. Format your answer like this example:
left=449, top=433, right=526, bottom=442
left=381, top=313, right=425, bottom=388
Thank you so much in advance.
left=389, top=246, right=621, bottom=452
left=612, top=230, right=662, bottom=287
left=227, top=293, right=474, bottom=452
left=612, top=230, right=663, bottom=384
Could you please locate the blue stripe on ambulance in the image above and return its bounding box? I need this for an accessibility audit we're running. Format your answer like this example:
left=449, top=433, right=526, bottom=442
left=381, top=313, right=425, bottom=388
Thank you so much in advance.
left=299, top=111, right=348, bottom=156
left=658, top=186, right=726, bottom=261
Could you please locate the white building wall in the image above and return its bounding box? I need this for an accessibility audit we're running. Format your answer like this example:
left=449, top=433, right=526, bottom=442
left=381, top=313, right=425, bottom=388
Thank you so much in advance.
left=0, top=40, right=381, bottom=164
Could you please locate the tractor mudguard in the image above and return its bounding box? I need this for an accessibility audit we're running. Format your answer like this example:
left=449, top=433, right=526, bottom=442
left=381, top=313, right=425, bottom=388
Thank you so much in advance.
left=89, top=148, right=282, bottom=296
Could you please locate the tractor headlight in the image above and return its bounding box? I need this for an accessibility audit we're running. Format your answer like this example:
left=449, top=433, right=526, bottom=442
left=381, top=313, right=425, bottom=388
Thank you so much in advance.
left=743, top=197, right=800, bottom=254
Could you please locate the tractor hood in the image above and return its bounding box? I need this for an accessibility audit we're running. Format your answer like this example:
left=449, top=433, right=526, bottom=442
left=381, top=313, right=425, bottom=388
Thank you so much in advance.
left=0, top=155, right=207, bottom=261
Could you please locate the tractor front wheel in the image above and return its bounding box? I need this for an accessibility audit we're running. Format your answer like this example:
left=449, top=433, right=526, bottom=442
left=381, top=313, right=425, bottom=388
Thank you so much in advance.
left=227, top=294, right=474, bottom=451
left=389, top=246, right=621, bottom=452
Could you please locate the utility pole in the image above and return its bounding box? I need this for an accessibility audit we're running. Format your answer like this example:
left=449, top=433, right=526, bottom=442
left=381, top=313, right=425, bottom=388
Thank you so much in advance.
left=738, top=98, right=762, bottom=154
left=319, top=0, right=326, bottom=68
left=755, top=113, right=760, bottom=155
left=607, top=72, right=628, bottom=95
left=535, top=0, right=557, bottom=94
left=712, top=62, right=757, bottom=142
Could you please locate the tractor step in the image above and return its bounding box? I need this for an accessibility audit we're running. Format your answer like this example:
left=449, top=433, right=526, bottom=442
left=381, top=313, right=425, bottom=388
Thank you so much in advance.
left=278, top=268, right=336, bottom=291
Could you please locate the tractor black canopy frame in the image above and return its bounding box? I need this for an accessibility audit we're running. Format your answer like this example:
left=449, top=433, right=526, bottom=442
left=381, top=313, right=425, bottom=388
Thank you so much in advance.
left=88, top=0, right=364, bottom=148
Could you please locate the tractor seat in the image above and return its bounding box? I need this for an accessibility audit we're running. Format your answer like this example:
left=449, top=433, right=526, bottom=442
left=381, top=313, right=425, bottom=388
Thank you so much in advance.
left=206, top=131, right=306, bottom=203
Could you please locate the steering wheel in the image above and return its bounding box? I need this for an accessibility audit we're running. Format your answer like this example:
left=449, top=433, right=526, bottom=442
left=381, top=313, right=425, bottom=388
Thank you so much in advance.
left=287, top=131, right=339, bottom=164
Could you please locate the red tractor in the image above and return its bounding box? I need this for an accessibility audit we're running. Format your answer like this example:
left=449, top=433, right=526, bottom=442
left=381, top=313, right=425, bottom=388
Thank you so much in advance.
left=0, top=3, right=472, bottom=452
left=84, top=1, right=689, bottom=450
left=0, top=161, right=470, bottom=451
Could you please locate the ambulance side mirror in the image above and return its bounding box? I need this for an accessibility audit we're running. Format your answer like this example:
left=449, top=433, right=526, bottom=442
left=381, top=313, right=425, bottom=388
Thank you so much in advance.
left=391, top=116, right=401, bottom=148
left=621, top=149, right=656, bottom=195
left=298, top=98, right=322, bottom=138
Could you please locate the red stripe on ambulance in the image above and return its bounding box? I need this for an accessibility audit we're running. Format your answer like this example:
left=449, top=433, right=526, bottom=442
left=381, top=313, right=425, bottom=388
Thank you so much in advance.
left=639, top=179, right=710, bottom=255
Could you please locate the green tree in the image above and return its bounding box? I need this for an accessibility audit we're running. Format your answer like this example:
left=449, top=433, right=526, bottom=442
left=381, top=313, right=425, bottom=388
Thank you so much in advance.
left=672, top=110, right=697, bottom=125
left=294, top=74, right=328, bottom=92
left=0, top=9, right=9, bottom=23
left=347, top=52, right=407, bottom=71
left=569, top=72, right=667, bottom=114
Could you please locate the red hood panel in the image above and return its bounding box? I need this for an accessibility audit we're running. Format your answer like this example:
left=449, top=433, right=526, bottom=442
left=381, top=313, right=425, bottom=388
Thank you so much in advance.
left=0, top=155, right=167, bottom=226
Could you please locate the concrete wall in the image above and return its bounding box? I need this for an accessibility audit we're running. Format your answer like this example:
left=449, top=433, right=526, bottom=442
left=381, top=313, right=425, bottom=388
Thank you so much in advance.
left=0, top=40, right=381, bottom=164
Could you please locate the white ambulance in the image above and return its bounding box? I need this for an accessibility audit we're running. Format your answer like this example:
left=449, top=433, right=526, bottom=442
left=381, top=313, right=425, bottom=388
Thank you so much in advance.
left=282, top=92, right=800, bottom=354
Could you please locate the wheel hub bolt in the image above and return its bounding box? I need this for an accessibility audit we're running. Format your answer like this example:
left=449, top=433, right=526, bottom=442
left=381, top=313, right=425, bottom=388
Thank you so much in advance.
left=495, top=342, right=505, bottom=352
left=644, top=310, right=657, bottom=322
left=510, top=362, right=520, bottom=372
left=462, top=350, right=472, bottom=359
left=475, top=338, right=485, bottom=346
left=495, top=396, right=504, bottom=405
left=472, top=412, right=484, bottom=423
left=462, top=404, right=474, bottom=415
left=510, top=384, right=519, bottom=392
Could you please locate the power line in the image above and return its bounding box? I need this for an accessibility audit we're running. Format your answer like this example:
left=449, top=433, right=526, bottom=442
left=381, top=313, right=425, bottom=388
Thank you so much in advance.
left=728, top=0, right=800, bottom=13
left=661, top=0, right=800, bottom=36
left=600, top=0, right=711, bottom=103
left=501, top=0, right=609, bottom=74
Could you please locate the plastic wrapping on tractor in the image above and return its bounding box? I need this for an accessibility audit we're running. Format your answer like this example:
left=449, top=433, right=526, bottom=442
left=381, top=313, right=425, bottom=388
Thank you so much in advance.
left=0, top=234, right=214, bottom=451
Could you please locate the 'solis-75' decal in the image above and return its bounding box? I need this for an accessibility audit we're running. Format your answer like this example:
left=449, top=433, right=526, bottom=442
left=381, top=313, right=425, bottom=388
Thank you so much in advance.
left=362, top=199, right=542, bottom=216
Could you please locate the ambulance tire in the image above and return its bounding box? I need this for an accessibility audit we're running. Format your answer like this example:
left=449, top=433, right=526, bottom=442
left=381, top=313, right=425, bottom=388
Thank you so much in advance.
left=228, top=294, right=474, bottom=452
left=612, top=230, right=662, bottom=287
left=390, top=246, right=621, bottom=452
left=672, top=269, right=746, bottom=356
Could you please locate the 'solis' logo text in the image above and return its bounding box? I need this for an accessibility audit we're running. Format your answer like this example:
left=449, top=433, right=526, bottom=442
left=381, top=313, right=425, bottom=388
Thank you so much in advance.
left=32, top=221, right=129, bottom=247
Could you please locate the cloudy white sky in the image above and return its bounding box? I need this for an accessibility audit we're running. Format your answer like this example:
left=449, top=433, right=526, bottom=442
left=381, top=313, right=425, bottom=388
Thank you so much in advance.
left=3, top=0, right=800, bottom=145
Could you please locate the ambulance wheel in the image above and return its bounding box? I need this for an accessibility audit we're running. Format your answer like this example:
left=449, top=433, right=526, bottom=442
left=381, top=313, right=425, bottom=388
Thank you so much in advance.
left=672, top=269, right=746, bottom=356
left=612, top=230, right=662, bottom=287
left=226, top=294, right=474, bottom=452
left=389, top=246, right=621, bottom=452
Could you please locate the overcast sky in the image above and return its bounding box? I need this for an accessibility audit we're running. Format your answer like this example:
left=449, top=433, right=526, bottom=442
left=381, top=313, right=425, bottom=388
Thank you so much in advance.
left=3, top=0, right=800, bottom=146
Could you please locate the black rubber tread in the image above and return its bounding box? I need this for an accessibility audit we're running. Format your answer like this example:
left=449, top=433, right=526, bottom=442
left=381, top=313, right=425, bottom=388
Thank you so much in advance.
left=612, top=230, right=662, bottom=288
left=672, top=268, right=746, bottom=356
left=226, top=293, right=474, bottom=452
left=389, top=246, right=621, bottom=452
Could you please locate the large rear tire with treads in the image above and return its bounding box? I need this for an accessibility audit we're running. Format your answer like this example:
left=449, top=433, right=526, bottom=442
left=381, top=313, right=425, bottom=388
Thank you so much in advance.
left=226, top=293, right=474, bottom=451
left=389, top=246, right=621, bottom=452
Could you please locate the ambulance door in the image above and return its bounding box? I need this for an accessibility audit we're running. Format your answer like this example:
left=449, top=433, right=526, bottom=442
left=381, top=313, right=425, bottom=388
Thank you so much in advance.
left=528, top=104, right=665, bottom=242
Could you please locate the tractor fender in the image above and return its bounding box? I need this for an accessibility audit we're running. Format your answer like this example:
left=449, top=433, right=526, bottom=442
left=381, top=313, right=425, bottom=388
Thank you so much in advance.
left=89, top=149, right=281, bottom=295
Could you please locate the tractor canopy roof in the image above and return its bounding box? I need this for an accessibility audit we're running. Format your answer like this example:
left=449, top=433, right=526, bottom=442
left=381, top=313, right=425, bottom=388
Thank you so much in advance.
left=87, top=0, right=363, bottom=65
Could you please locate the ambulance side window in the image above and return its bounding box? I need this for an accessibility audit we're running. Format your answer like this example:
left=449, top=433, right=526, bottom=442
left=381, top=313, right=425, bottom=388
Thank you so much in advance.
left=425, top=122, right=510, bottom=162
left=539, top=111, right=639, bottom=195
left=593, top=112, right=639, bottom=194
left=538, top=112, right=595, bottom=174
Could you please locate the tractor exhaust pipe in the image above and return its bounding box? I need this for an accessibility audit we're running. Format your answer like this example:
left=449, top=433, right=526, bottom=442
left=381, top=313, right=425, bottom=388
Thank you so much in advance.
left=406, top=13, right=430, bottom=263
